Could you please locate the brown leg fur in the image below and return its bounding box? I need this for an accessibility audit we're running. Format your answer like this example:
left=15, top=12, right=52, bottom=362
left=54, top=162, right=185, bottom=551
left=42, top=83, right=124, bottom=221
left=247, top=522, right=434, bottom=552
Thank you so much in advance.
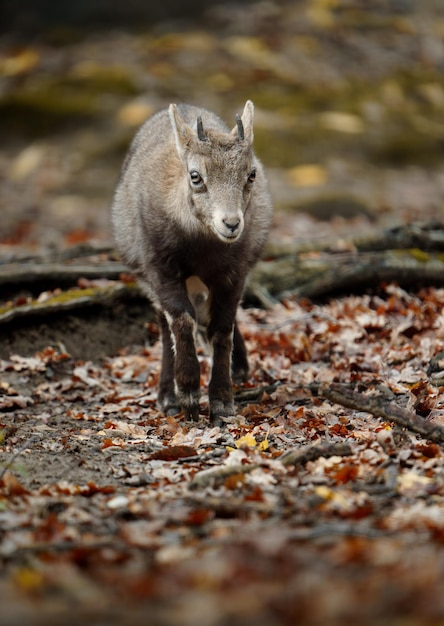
left=157, top=313, right=180, bottom=416
left=171, top=312, right=200, bottom=420
left=232, top=320, right=249, bottom=384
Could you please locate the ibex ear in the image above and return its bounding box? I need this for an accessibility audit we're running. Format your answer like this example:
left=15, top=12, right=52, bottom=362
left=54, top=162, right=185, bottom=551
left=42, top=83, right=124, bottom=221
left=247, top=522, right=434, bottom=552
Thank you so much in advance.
left=169, top=104, right=193, bottom=157
left=232, top=100, right=254, bottom=144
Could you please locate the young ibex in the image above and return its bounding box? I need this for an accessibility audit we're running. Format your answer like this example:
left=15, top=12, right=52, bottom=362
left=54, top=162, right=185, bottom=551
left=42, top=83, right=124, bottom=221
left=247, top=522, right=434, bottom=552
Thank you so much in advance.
left=112, top=101, right=273, bottom=421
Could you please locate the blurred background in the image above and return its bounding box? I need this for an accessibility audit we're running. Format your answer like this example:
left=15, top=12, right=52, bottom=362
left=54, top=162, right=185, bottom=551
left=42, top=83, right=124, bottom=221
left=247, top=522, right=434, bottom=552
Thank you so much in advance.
left=1, top=0, right=443, bottom=252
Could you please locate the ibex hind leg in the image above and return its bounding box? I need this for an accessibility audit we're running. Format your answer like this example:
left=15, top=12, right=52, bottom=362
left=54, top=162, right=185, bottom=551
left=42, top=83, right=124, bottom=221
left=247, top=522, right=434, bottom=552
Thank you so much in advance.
left=231, top=320, right=249, bottom=384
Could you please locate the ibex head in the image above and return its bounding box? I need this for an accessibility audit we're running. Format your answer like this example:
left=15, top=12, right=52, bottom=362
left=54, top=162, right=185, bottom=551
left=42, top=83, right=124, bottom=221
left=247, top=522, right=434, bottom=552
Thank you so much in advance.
left=168, top=101, right=256, bottom=243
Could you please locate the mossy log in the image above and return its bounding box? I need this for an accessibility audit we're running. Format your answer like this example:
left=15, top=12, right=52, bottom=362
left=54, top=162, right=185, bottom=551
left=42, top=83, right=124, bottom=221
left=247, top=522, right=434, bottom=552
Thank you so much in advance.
left=251, top=249, right=444, bottom=302
left=1, top=221, right=444, bottom=327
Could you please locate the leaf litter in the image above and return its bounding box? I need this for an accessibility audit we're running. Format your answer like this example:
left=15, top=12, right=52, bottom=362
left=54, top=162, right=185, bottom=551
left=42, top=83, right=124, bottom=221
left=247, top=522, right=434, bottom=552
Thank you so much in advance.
left=2, top=284, right=444, bottom=624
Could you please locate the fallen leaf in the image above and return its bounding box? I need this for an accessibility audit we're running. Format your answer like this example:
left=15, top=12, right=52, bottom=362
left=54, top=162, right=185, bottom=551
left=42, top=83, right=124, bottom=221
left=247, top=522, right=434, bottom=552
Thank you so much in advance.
left=149, top=445, right=198, bottom=461
left=13, top=568, right=44, bottom=591
left=234, top=433, right=257, bottom=450
left=2, top=471, right=30, bottom=496
left=397, top=471, right=433, bottom=495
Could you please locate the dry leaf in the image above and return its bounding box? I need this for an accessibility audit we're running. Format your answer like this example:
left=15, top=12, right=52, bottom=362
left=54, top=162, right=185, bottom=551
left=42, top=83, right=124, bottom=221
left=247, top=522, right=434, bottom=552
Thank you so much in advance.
left=149, top=445, right=198, bottom=461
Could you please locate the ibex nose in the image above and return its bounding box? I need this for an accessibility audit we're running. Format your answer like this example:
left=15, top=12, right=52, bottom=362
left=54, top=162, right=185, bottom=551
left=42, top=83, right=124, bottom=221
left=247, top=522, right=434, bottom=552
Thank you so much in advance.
left=222, top=218, right=240, bottom=233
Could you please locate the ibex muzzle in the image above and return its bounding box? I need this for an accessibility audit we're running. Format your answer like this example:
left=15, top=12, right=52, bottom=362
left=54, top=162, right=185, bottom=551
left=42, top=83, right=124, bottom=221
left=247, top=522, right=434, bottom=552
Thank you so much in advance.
left=112, top=101, right=273, bottom=422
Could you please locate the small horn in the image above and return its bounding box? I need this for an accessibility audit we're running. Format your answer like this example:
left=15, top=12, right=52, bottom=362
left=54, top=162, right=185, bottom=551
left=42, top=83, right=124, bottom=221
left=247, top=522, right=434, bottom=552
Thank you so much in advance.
left=196, top=116, right=207, bottom=141
left=235, top=114, right=244, bottom=140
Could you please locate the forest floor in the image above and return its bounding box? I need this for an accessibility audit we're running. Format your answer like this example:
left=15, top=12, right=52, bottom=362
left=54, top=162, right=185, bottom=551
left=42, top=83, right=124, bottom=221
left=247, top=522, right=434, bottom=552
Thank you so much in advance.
left=3, top=285, right=444, bottom=625
left=2, top=1, right=444, bottom=624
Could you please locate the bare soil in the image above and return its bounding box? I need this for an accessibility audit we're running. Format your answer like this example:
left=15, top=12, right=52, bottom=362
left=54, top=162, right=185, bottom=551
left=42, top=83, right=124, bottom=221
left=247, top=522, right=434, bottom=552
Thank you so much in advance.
left=0, top=298, right=153, bottom=360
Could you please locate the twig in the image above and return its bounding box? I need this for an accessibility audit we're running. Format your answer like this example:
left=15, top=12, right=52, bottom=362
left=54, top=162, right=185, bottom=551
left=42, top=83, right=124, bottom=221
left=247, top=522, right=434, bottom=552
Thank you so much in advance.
left=0, top=262, right=127, bottom=287
left=234, top=383, right=279, bottom=404
left=279, top=441, right=353, bottom=467
left=320, top=382, right=444, bottom=444
left=0, top=436, right=37, bottom=481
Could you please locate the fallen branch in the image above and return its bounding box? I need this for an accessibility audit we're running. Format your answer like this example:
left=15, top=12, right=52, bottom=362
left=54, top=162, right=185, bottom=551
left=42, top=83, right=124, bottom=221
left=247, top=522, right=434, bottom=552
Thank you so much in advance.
left=3, top=221, right=444, bottom=305
left=6, top=251, right=444, bottom=327
left=234, top=383, right=279, bottom=404
left=279, top=441, right=353, bottom=467
left=189, top=441, right=353, bottom=490
left=0, top=243, right=115, bottom=267
left=0, top=262, right=126, bottom=288
left=320, top=382, right=444, bottom=444
left=291, top=253, right=444, bottom=299
left=188, top=463, right=258, bottom=490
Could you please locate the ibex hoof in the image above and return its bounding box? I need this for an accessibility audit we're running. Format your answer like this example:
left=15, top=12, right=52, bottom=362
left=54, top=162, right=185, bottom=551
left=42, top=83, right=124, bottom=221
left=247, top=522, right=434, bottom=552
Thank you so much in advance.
left=232, top=367, right=249, bottom=385
left=159, top=391, right=200, bottom=420
left=157, top=395, right=180, bottom=417
left=178, top=390, right=200, bottom=422
left=165, top=406, right=181, bottom=417
left=209, top=399, right=236, bottom=423
left=184, top=403, right=200, bottom=421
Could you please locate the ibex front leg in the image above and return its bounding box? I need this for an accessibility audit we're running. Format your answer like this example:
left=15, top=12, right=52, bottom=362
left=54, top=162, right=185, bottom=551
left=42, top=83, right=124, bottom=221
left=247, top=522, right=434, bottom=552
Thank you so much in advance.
left=208, top=289, right=243, bottom=421
left=157, top=313, right=176, bottom=415
left=156, top=288, right=200, bottom=421
left=232, top=320, right=249, bottom=384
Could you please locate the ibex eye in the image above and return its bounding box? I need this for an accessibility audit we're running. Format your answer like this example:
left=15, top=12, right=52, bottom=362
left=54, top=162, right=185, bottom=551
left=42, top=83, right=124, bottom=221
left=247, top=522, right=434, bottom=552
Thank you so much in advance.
left=189, top=170, right=203, bottom=185
left=247, top=169, right=256, bottom=183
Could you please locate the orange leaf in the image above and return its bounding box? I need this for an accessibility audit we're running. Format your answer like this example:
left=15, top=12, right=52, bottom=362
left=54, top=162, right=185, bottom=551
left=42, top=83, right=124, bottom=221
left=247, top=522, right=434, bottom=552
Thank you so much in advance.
left=149, top=445, right=197, bottom=461
left=224, top=473, right=245, bottom=490
left=186, top=508, right=214, bottom=525
left=2, top=471, right=29, bottom=496
left=415, top=443, right=440, bottom=458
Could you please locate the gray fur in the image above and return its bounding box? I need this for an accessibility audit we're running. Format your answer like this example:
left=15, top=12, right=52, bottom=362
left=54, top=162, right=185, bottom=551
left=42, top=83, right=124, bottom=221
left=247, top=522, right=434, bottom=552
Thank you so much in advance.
left=112, top=101, right=273, bottom=421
